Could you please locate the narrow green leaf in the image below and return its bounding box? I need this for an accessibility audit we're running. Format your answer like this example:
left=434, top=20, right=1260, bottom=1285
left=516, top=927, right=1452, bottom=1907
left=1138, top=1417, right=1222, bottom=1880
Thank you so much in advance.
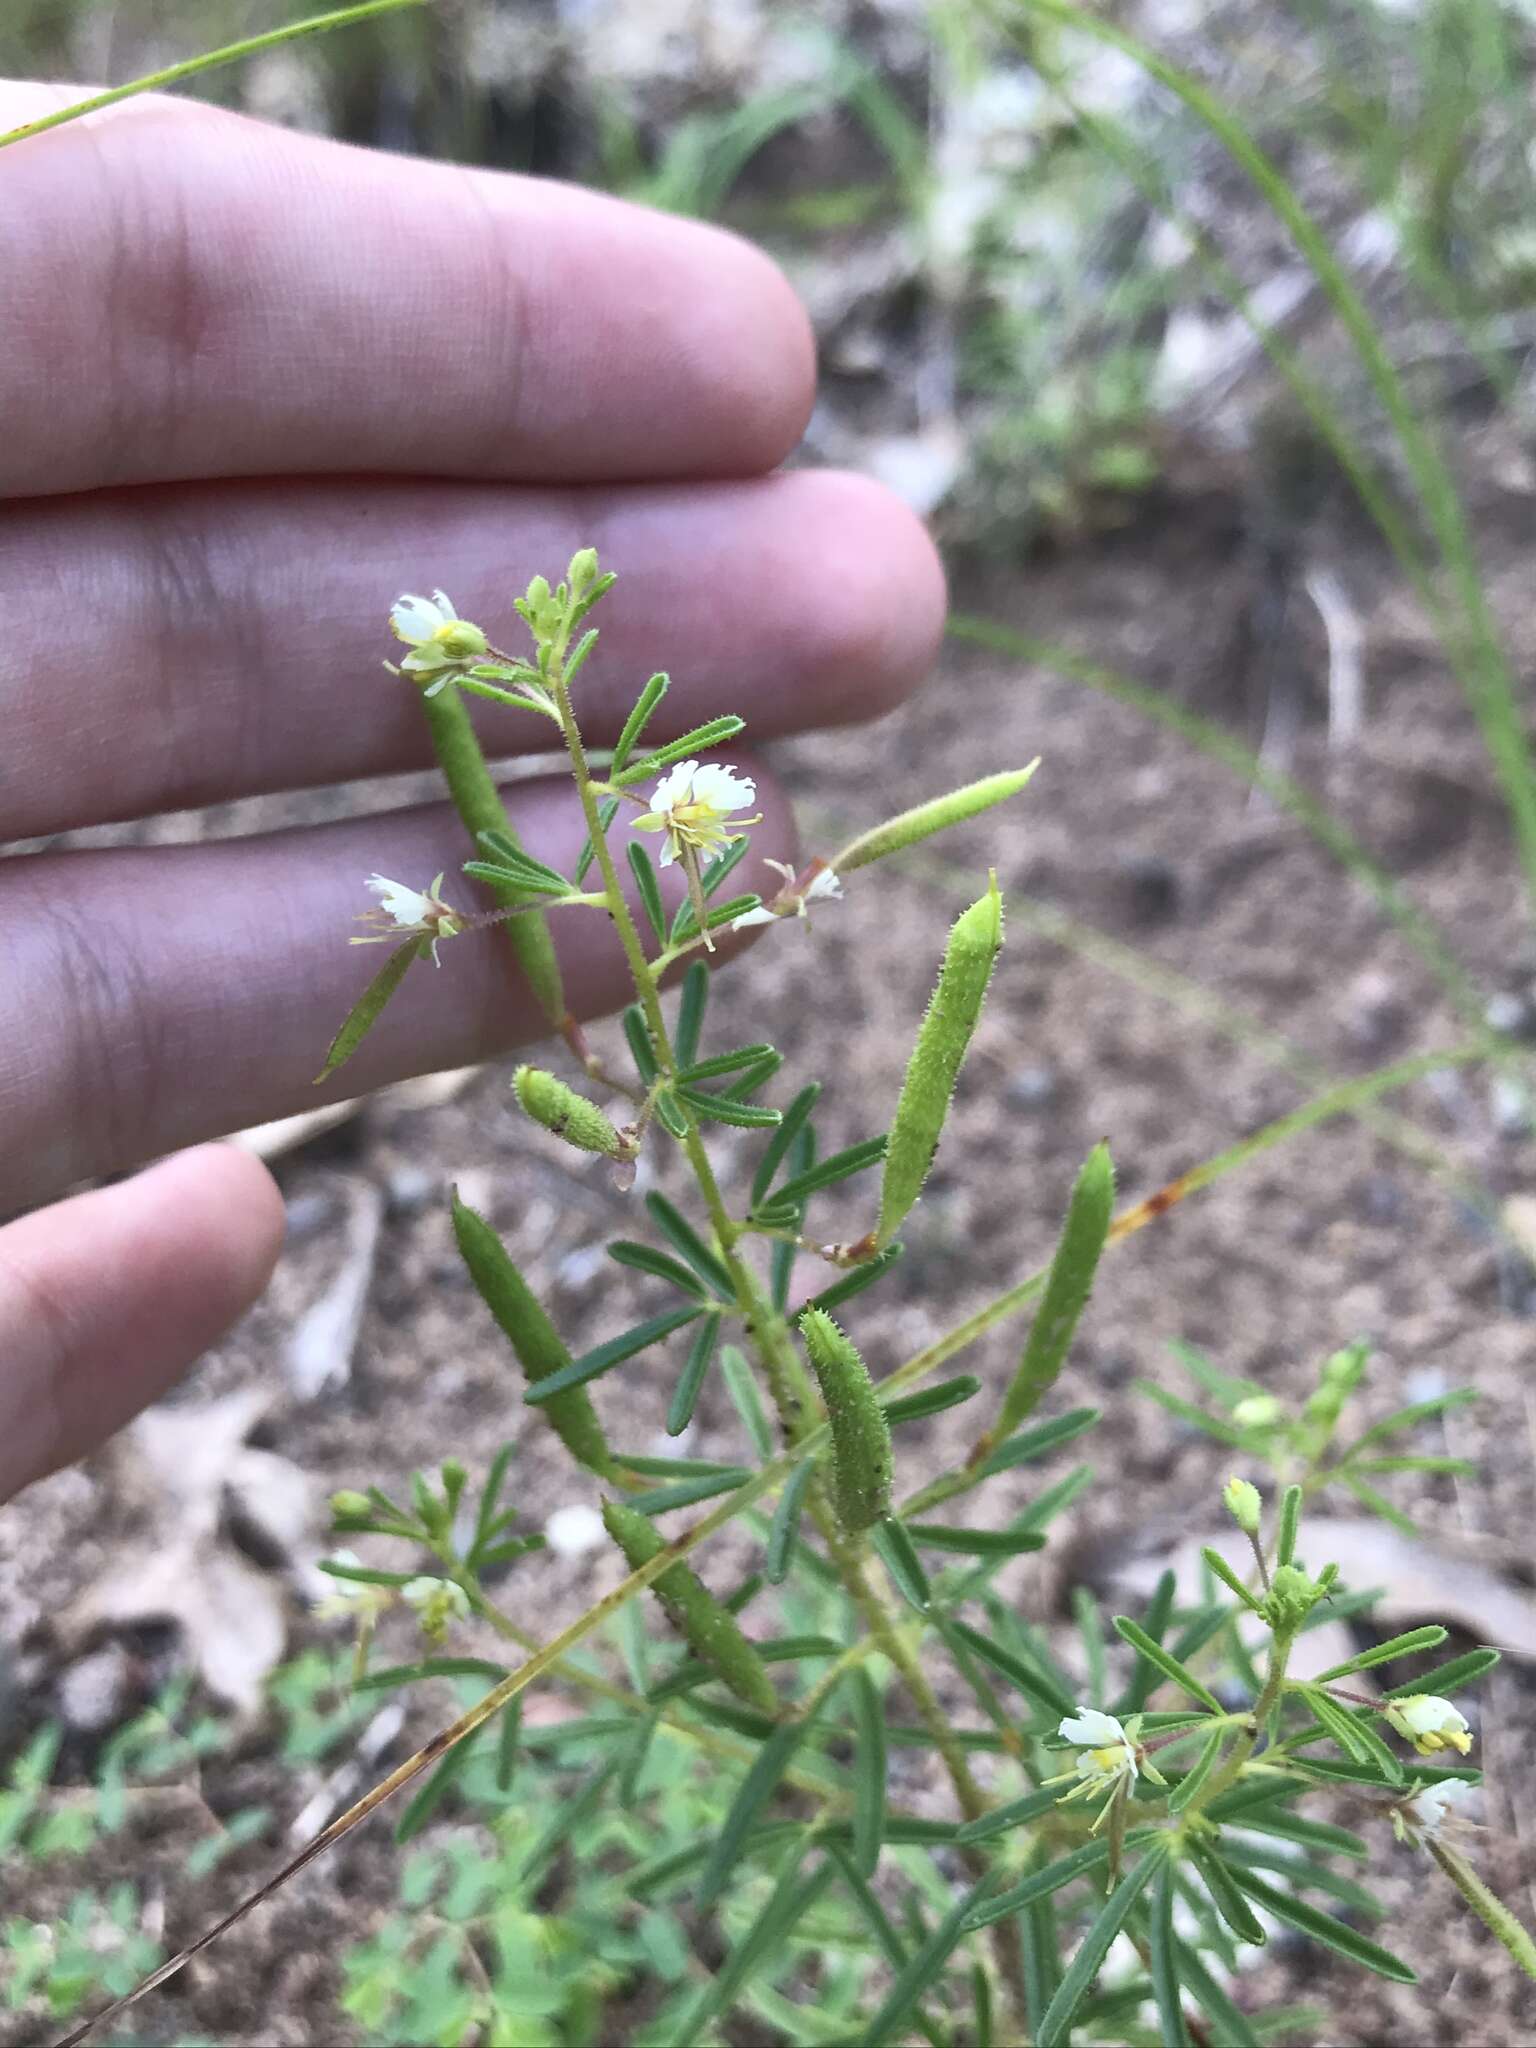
left=665, top=1313, right=722, bottom=1436
left=615, top=1454, right=744, bottom=1478
left=1226, top=1866, right=1416, bottom=1981
left=699, top=1716, right=816, bottom=1900
left=721, top=1345, right=774, bottom=1460
left=877, top=878, right=1003, bottom=1249
left=616, top=715, right=747, bottom=787
left=452, top=1193, right=614, bottom=1476
left=885, top=1374, right=980, bottom=1426
left=948, top=1619, right=1073, bottom=1718
left=1198, top=1546, right=1267, bottom=1614
left=475, top=828, right=573, bottom=888
left=354, top=1658, right=509, bottom=1692
left=765, top=1460, right=817, bottom=1585
left=1187, top=1840, right=1267, bottom=1947
left=955, top=1783, right=1068, bottom=1846
left=681, top=1844, right=835, bottom=2039
left=607, top=1241, right=708, bottom=1297
left=866, top=1873, right=996, bottom=2045
left=755, top=1134, right=888, bottom=1218
left=832, top=763, right=1040, bottom=874
left=1148, top=1858, right=1191, bottom=2048
left=1276, top=1484, right=1302, bottom=1568
left=1113, top=1618, right=1224, bottom=1712
left=315, top=938, right=422, bottom=1083
left=610, top=671, right=669, bottom=776
left=1349, top=1454, right=1476, bottom=1477
left=623, top=1004, right=659, bottom=1084
left=677, top=1042, right=775, bottom=1083
left=871, top=1517, right=930, bottom=1611
left=628, top=840, right=667, bottom=944
left=1036, top=1867, right=1155, bottom=2039
left=462, top=858, right=571, bottom=898
left=523, top=1305, right=701, bottom=1404
left=673, top=957, right=709, bottom=1069
left=1342, top=1471, right=1420, bottom=1536
left=573, top=795, right=621, bottom=885
left=1021, top=1894, right=1063, bottom=2039
left=1167, top=1729, right=1226, bottom=1814
left=1340, top=1388, right=1478, bottom=1455
left=644, top=1191, right=737, bottom=1300
left=977, top=1406, right=1101, bottom=1475
left=1237, top=1809, right=1370, bottom=1859
left=677, top=1084, right=783, bottom=1128
left=850, top=1669, right=887, bottom=1878
left=1138, top=1382, right=1247, bottom=1447
left=628, top=1466, right=751, bottom=1516
left=1316, top=1626, right=1448, bottom=1682
left=751, top=1083, right=821, bottom=1205
left=722, top=1048, right=783, bottom=1100
left=1174, top=1936, right=1259, bottom=2048
left=654, top=1089, right=688, bottom=1138
left=909, top=1524, right=1047, bottom=1557
left=1383, top=1647, right=1499, bottom=1700
left=1302, top=1687, right=1403, bottom=1782
left=801, top=1245, right=906, bottom=1320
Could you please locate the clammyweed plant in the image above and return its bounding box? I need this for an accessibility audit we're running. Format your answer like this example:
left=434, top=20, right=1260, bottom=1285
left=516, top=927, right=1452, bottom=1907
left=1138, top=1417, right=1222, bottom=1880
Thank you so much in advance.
left=59, top=551, right=1536, bottom=2048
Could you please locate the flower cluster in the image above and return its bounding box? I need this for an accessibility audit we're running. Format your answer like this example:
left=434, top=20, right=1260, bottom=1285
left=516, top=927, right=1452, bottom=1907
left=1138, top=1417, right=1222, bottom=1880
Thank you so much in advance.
left=1057, top=1707, right=1141, bottom=1828
left=1385, top=1695, right=1474, bottom=1757
left=389, top=590, right=489, bottom=689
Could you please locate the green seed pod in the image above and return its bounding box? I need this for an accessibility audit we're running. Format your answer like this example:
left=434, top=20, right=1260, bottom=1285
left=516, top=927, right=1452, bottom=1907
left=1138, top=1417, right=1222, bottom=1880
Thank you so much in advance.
left=799, top=1309, right=893, bottom=1533
left=989, top=1142, right=1114, bottom=1447
left=1222, top=1476, right=1263, bottom=1537
left=451, top=1192, right=615, bottom=1478
left=601, top=1500, right=778, bottom=1716
left=513, top=1065, right=631, bottom=1159
left=876, top=877, right=1003, bottom=1251
left=832, top=765, right=1038, bottom=876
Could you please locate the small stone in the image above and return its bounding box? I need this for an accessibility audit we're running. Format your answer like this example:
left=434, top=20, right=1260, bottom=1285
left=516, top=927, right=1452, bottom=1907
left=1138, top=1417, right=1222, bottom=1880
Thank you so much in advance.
left=386, top=1164, right=435, bottom=1216
left=1485, top=991, right=1534, bottom=1041
left=1006, top=1065, right=1059, bottom=1111
left=544, top=1503, right=606, bottom=1559
left=56, top=1644, right=132, bottom=1735
left=1119, top=854, right=1181, bottom=927
left=1491, top=1076, right=1532, bottom=1139
left=1345, top=970, right=1404, bottom=1052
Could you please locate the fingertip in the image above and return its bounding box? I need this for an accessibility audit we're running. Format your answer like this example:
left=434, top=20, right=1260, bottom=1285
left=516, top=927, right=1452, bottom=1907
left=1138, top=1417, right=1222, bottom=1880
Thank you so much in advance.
left=144, top=1142, right=288, bottom=1308
left=679, top=224, right=818, bottom=473
left=785, top=470, right=949, bottom=724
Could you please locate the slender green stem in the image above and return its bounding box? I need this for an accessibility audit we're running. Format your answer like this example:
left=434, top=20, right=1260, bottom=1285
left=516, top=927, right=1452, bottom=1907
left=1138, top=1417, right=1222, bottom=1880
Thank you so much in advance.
left=1189, top=1630, right=1296, bottom=1816
left=0, top=0, right=426, bottom=152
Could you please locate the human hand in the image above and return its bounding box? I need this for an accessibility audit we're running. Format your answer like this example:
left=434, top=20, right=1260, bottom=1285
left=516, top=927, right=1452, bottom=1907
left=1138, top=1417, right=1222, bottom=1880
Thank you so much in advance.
left=0, top=85, right=945, bottom=1500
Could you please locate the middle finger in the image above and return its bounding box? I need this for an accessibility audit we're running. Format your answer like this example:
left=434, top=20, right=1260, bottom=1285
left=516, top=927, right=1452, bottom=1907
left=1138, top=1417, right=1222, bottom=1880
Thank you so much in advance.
left=3, top=469, right=943, bottom=839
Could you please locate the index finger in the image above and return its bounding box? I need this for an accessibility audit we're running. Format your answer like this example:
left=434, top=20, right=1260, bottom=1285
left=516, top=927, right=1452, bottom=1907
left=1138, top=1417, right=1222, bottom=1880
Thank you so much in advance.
left=0, top=83, right=815, bottom=497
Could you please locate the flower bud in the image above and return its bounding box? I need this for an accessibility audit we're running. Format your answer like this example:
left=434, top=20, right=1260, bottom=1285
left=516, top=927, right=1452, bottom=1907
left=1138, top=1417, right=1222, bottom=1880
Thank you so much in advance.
left=1232, top=1394, right=1282, bottom=1430
left=329, top=1489, right=372, bottom=1522
left=402, top=1575, right=472, bottom=1642
left=567, top=546, right=600, bottom=590
left=1223, top=1476, right=1263, bottom=1536
left=514, top=1066, right=633, bottom=1160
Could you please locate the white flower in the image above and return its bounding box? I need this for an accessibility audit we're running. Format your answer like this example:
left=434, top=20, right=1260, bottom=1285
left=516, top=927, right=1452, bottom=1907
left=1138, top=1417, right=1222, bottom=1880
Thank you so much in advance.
left=402, top=1575, right=472, bottom=1640
left=1394, top=1776, right=1475, bottom=1848
left=731, top=859, right=844, bottom=932
left=1058, top=1707, right=1140, bottom=1826
left=354, top=872, right=465, bottom=965
left=544, top=1502, right=607, bottom=1558
left=313, top=1551, right=393, bottom=1622
left=634, top=760, right=761, bottom=869
left=1384, top=1695, right=1474, bottom=1757
left=389, top=588, right=488, bottom=679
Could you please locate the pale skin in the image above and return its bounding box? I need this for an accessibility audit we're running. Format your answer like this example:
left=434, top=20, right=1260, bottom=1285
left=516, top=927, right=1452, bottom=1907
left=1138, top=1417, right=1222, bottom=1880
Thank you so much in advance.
left=0, top=83, right=947, bottom=1505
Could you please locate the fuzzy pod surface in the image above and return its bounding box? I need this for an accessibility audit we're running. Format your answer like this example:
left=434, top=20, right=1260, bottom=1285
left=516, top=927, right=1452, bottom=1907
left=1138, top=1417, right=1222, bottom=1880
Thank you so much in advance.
left=876, top=877, right=1003, bottom=1250
left=452, top=1191, right=614, bottom=1478
left=514, top=1065, right=628, bottom=1158
left=799, top=1308, right=893, bottom=1532
left=601, top=1500, right=779, bottom=1716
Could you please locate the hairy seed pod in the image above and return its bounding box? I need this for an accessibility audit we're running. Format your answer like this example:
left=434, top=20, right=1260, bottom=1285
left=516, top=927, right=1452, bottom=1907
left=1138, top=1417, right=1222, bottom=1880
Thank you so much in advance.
left=451, top=1192, right=614, bottom=1478
left=990, top=1141, right=1114, bottom=1446
left=513, top=1065, right=632, bottom=1159
left=876, top=877, right=1003, bottom=1251
left=601, top=1500, right=779, bottom=1716
left=799, top=1308, right=893, bottom=1532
